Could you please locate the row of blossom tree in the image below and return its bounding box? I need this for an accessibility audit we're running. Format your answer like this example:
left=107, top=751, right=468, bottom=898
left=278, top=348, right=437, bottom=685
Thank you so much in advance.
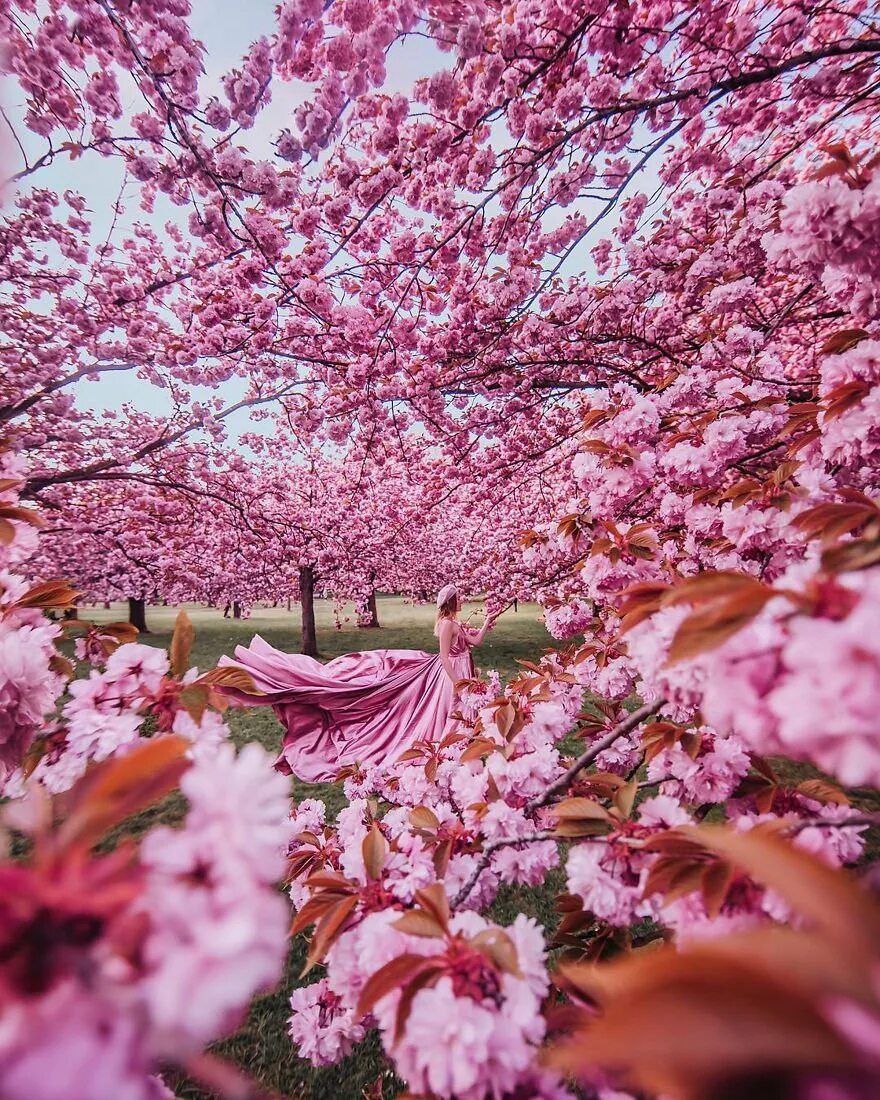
left=2, top=0, right=880, bottom=1097
left=28, top=441, right=561, bottom=652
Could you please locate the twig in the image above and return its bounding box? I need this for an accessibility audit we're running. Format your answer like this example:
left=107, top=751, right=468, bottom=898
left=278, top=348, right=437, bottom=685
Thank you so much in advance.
left=785, top=813, right=880, bottom=836
left=525, top=700, right=666, bottom=816
left=451, top=830, right=558, bottom=909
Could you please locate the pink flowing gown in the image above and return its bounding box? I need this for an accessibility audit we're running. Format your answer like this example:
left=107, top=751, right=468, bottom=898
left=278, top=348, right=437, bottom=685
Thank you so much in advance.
left=217, top=629, right=476, bottom=782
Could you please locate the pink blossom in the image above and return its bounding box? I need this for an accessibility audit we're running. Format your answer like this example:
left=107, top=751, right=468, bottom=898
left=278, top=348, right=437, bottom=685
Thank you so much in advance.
left=0, top=615, right=63, bottom=773
left=104, top=644, right=169, bottom=697
left=287, top=978, right=366, bottom=1066
left=364, top=912, right=549, bottom=1100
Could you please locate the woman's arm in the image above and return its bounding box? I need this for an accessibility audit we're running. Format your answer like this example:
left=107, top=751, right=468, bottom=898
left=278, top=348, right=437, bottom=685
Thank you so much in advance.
left=437, top=619, right=460, bottom=685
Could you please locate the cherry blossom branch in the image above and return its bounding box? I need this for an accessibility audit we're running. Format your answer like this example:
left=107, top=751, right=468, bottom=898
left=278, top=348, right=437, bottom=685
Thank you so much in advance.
left=525, top=701, right=667, bottom=816
left=451, top=702, right=667, bottom=909
left=0, top=362, right=142, bottom=424
left=20, top=382, right=306, bottom=497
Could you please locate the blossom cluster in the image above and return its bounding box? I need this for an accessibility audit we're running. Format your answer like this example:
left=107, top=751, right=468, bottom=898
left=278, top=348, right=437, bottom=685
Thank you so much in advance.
left=282, top=638, right=870, bottom=1097
left=1, top=739, right=292, bottom=1100
left=0, top=454, right=292, bottom=1098
left=3, top=2, right=880, bottom=1095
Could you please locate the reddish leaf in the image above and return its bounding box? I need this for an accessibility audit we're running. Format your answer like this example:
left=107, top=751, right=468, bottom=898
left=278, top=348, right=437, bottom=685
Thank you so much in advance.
left=701, top=859, right=735, bottom=918
left=494, top=700, right=516, bottom=738
left=409, top=806, right=440, bottom=831
left=170, top=610, right=194, bottom=679
left=660, top=571, right=770, bottom=608
left=553, top=819, right=614, bottom=839
left=356, top=953, right=441, bottom=1018
left=460, top=736, right=500, bottom=762
left=393, top=965, right=445, bottom=1040
left=550, top=947, right=859, bottom=1097
left=179, top=683, right=209, bottom=723
left=616, top=581, right=672, bottom=634
left=0, top=503, right=44, bottom=529
left=690, top=825, right=880, bottom=958
left=413, top=883, right=450, bottom=933
left=792, top=500, right=878, bottom=543
left=392, top=910, right=446, bottom=938
left=49, top=653, right=75, bottom=680
left=101, top=621, right=140, bottom=643
left=824, top=380, right=870, bottom=422
left=822, top=536, right=880, bottom=573
left=196, top=666, right=264, bottom=694
left=291, top=893, right=345, bottom=936
left=58, top=735, right=189, bottom=849
left=304, top=869, right=356, bottom=891
left=472, top=928, right=522, bottom=977
left=614, top=778, right=638, bottom=819
left=395, top=747, right=426, bottom=763
left=796, top=779, right=849, bottom=806
left=821, top=328, right=869, bottom=355
left=734, top=772, right=779, bottom=814
left=15, top=579, right=79, bottom=611
left=432, top=837, right=452, bottom=879
left=362, top=824, right=386, bottom=881
left=303, top=894, right=359, bottom=975
left=551, top=797, right=612, bottom=822
left=666, top=586, right=773, bottom=664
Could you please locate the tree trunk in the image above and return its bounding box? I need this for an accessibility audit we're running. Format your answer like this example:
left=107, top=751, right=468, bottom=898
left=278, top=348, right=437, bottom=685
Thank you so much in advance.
left=359, top=589, right=381, bottom=628
left=299, top=565, right=319, bottom=658
left=232, top=601, right=242, bottom=619
left=514, top=598, right=518, bottom=613
left=128, top=597, right=149, bottom=633
left=417, top=588, right=429, bottom=603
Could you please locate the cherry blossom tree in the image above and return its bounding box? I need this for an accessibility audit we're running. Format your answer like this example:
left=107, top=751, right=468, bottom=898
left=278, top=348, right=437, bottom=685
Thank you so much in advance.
left=3, top=1, right=880, bottom=1098
left=3, top=0, right=874, bottom=505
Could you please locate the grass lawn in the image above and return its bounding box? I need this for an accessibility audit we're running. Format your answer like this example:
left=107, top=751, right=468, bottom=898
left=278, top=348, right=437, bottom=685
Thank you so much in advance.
left=82, top=597, right=557, bottom=1098
left=79, top=597, right=880, bottom=1099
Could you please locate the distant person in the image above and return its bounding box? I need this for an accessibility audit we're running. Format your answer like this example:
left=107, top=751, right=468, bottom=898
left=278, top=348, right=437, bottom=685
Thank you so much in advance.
left=216, top=584, right=500, bottom=781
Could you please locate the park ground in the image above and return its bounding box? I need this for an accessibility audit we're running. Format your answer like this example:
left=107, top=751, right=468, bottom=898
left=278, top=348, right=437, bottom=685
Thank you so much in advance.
left=83, top=597, right=880, bottom=1100
left=85, top=597, right=557, bottom=1099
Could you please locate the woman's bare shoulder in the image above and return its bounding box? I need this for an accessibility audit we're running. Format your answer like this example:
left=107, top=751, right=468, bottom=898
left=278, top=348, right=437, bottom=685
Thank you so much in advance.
left=435, top=618, right=457, bottom=638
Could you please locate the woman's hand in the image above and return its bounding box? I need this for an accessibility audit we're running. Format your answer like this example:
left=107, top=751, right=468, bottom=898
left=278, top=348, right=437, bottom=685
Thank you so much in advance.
left=484, top=606, right=503, bottom=630
left=471, top=606, right=501, bottom=647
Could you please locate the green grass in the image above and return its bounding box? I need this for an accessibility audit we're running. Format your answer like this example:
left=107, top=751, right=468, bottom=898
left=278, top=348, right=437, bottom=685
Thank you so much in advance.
left=77, top=598, right=880, bottom=1097
left=81, top=597, right=555, bottom=1098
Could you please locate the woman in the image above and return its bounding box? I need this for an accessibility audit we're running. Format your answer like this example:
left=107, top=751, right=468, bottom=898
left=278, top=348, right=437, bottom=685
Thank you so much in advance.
left=217, top=585, right=499, bottom=782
